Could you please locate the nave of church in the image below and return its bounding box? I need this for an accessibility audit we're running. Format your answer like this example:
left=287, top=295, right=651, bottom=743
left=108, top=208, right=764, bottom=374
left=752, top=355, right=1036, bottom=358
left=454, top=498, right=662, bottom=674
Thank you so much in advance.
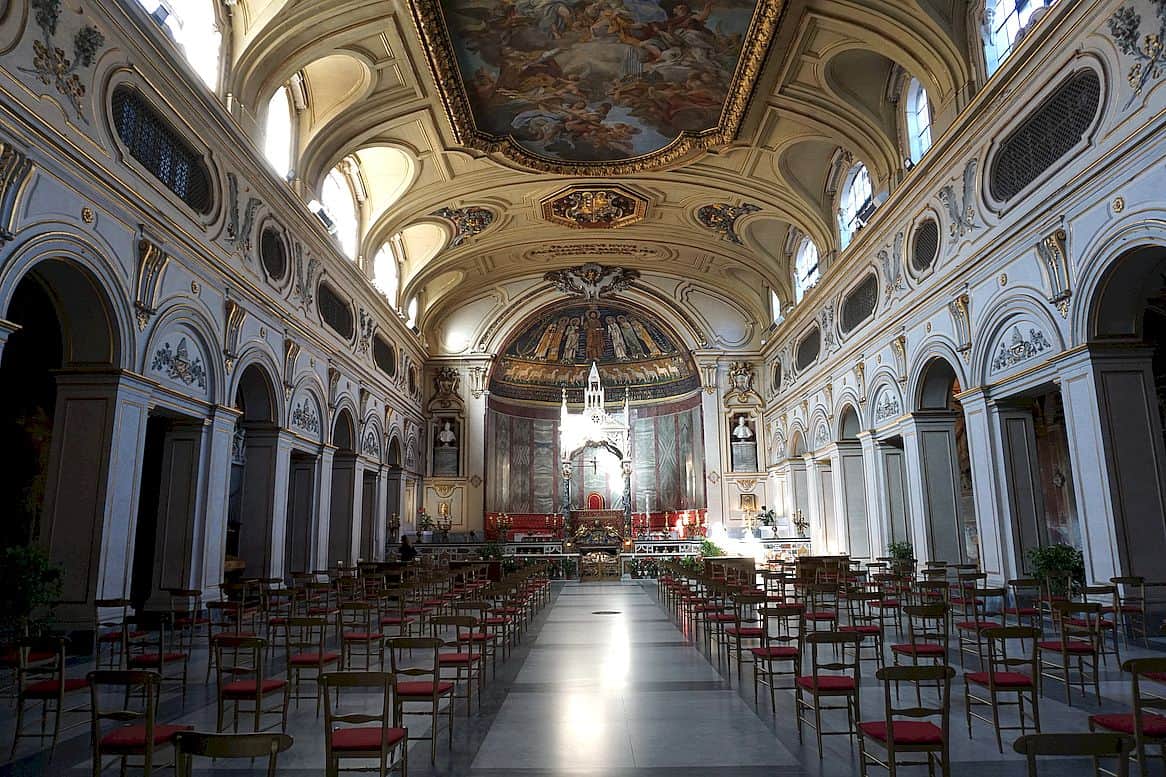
left=4, top=0, right=1166, bottom=773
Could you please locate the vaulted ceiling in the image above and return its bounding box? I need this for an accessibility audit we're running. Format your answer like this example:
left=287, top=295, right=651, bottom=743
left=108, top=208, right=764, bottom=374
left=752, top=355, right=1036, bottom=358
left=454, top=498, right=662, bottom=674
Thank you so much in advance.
left=224, top=0, right=980, bottom=356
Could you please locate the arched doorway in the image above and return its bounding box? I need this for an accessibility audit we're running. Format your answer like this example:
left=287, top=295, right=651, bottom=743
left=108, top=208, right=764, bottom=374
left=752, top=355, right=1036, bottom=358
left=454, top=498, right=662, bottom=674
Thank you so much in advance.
left=913, top=357, right=979, bottom=564
left=231, top=363, right=283, bottom=577
left=833, top=405, right=871, bottom=558
left=1080, top=244, right=1166, bottom=578
left=328, top=408, right=359, bottom=564
left=0, top=257, right=124, bottom=611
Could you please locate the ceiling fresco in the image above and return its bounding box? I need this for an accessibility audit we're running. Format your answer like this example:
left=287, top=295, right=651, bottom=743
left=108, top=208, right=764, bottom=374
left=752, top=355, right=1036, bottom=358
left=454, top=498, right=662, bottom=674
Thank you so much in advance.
left=411, top=0, right=785, bottom=173
left=489, top=302, right=700, bottom=402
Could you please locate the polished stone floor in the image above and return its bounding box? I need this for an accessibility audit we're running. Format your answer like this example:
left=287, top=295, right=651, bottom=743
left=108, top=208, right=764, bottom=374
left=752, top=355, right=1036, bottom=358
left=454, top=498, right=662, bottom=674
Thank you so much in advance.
left=1, top=581, right=1163, bottom=776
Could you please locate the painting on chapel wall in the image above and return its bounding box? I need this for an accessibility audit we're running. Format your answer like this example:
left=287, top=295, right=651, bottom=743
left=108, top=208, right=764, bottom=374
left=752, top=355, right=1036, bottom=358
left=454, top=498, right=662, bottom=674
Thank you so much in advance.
left=411, top=0, right=784, bottom=172
left=490, top=303, right=700, bottom=403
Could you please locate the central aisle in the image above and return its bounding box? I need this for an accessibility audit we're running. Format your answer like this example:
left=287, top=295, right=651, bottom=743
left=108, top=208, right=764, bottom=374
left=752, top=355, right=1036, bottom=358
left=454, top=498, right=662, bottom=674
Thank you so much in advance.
left=471, top=581, right=798, bottom=773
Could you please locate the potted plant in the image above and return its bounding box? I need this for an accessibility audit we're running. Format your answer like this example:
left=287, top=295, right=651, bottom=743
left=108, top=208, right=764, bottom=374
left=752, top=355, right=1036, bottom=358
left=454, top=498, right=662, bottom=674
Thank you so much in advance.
left=0, top=545, right=62, bottom=641
left=1027, top=543, right=1085, bottom=597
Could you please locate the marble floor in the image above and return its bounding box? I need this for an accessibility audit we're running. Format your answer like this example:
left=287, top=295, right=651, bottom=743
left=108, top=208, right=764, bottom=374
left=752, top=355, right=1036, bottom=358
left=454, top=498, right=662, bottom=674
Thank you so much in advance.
left=1, top=581, right=1163, bottom=776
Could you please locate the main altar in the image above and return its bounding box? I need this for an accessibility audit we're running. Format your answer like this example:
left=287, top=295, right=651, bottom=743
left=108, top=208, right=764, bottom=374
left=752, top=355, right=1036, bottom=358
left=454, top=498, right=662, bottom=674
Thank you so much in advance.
left=558, top=363, right=633, bottom=537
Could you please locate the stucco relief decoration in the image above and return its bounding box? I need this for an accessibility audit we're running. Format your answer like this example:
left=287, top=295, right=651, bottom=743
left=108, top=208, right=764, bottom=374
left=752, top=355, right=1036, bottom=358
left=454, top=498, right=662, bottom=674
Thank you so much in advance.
left=22, top=0, right=105, bottom=121
left=409, top=0, right=783, bottom=174
left=362, top=428, right=380, bottom=457
left=1036, top=229, right=1072, bottom=317
left=820, top=304, right=838, bottom=354
left=134, top=237, right=169, bottom=331
left=0, top=144, right=33, bottom=246
left=948, top=292, right=972, bottom=360
left=151, top=337, right=208, bottom=391
left=530, top=243, right=660, bottom=260
left=891, top=332, right=908, bottom=383
left=292, top=243, right=320, bottom=309
left=726, top=361, right=757, bottom=403
left=544, top=262, right=641, bottom=300
left=469, top=474, right=483, bottom=488
left=879, top=232, right=906, bottom=300
left=433, top=367, right=462, bottom=408
left=291, top=397, right=320, bottom=435
left=432, top=206, right=495, bottom=247
left=696, top=202, right=760, bottom=244
left=541, top=186, right=646, bottom=229
left=873, top=389, right=902, bottom=424
left=937, top=159, right=978, bottom=245
left=991, top=326, right=1053, bottom=374
left=815, top=424, right=829, bottom=448
left=357, top=308, right=376, bottom=355
left=468, top=366, right=488, bottom=399
left=1109, top=0, right=1166, bottom=105
left=282, top=338, right=300, bottom=399
left=223, top=300, right=246, bottom=374
left=225, top=173, right=262, bottom=253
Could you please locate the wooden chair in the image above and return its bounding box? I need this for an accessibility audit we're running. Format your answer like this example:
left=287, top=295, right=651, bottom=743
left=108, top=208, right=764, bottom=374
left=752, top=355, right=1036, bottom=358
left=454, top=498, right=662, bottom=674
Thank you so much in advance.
left=88, top=670, right=191, bottom=777
left=338, top=601, right=384, bottom=670
left=93, top=598, right=145, bottom=671
left=125, top=614, right=190, bottom=704
left=751, top=603, right=803, bottom=713
left=164, top=588, right=208, bottom=653
left=206, top=601, right=258, bottom=683
left=1108, top=576, right=1148, bottom=644
left=1039, top=601, right=1102, bottom=705
left=795, top=630, right=862, bottom=757
left=10, top=636, right=89, bottom=758
left=964, top=625, right=1041, bottom=752
left=1005, top=578, right=1043, bottom=633
left=891, top=604, right=950, bottom=668
left=1078, top=584, right=1121, bottom=665
left=1089, top=657, right=1166, bottom=777
left=321, top=671, right=408, bottom=777
left=841, top=589, right=887, bottom=670
left=1012, top=733, right=1133, bottom=777
left=430, top=615, right=485, bottom=715
left=173, top=731, right=293, bottom=777
left=803, top=583, right=840, bottom=632
left=954, top=582, right=1001, bottom=668
left=211, top=635, right=288, bottom=733
left=388, top=636, right=454, bottom=764
left=724, top=592, right=766, bottom=682
left=859, top=664, right=955, bottom=777
left=281, top=616, right=338, bottom=714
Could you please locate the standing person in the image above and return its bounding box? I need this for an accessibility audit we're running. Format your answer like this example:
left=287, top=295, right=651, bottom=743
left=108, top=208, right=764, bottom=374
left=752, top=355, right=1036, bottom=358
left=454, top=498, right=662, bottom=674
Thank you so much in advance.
left=585, top=309, right=605, bottom=359
left=399, top=535, right=418, bottom=563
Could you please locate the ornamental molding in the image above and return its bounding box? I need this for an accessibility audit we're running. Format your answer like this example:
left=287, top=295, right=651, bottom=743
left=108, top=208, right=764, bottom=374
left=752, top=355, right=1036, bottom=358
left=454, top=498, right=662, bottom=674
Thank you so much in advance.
left=291, top=397, right=320, bottom=435
left=134, top=235, right=169, bottom=331
left=21, top=0, right=105, bottom=121
left=541, top=185, right=647, bottom=230
left=873, top=388, right=902, bottom=423
left=0, top=143, right=32, bottom=245
left=990, top=325, right=1053, bottom=375
left=696, top=202, right=760, bottom=245
left=1035, top=228, right=1071, bottom=317
left=948, top=291, right=972, bottom=360
left=151, top=337, right=208, bottom=392
left=431, top=205, right=495, bottom=247
left=937, top=158, right=979, bottom=247
left=225, top=173, right=262, bottom=254
left=223, top=299, right=246, bottom=374
left=544, top=262, right=640, bottom=300
left=1109, top=0, right=1166, bottom=106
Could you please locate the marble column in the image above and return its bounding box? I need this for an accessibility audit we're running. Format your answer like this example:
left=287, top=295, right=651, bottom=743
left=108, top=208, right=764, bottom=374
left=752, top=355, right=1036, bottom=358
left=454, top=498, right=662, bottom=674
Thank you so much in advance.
left=901, top=413, right=968, bottom=565
left=40, top=371, right=152, bottom=628
left=832, top=441, right=871, bottom=559
left=803, top=453, right=827, bottom=552
left=858, top=432, right=890, bottom=554
left=197, top=408, right=238, bottom=596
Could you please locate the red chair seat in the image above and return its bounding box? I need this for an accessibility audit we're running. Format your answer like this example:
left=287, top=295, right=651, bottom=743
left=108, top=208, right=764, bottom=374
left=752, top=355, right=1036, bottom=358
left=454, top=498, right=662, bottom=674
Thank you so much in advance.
left=750, top=646, right=799, bottom=659
left=289, top=651, right=340, bottom=666
left=860, top=720, right=944, bottom=745
left=128, top=652, right=187, bottom=667
left=840, top=625, right=881, bottom=635
left=955, top=619, right=999, bottom=631
left=99, top=630, right=147, bottom=642
left=342, top=631, right=382, bottom=641
left=725, top=627, right=763, bottom=638
left=0, top=650, right=54, bottom=666
left=423, top=599, right=445, bottom=607
left=395, top=680, right=455, bottom=696
left=1146, top=672, right=1166, bottom=684
left=1038, top=640, right=1095, bottom=654
left=796, top=675, right=855, bottom=692
left=875, top=600, right=900, bottom=608
left=24, top=677, right=89, bottom=697
left=222, top=678, right=287, bottom=697
left=380, top=616, right=416, bottom=626
left=174, top=617, right=210, bottom=626
left=438, top=652, right=480, bottom=664
left=101, top=723, right=191, bottom=753
left=1066, top=617, right=1114, bottom=629
left=330, top=726, right=408, bottom=751
left=805, top=611, right=837, bottom=621
left=966, top=671, right=1033, bottom=688
left=483, top=617, right=511, bottom=625
left=707, top=613, right=736, bottom=622
left=307, top=607, right=337, bottom=615
left=1090, top=712, right=1166, bottom=737
left=403, top=607, right=430, bottom=616
left=210, top=633, right=257, bottom=646
left=891, top=643, right=945, bottom=656
left=1003, top=607, right=1038, bottom=616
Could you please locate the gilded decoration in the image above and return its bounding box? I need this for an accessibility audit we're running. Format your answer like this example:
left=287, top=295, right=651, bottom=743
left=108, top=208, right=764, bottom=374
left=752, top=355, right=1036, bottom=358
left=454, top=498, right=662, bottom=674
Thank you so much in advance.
left=696, top=202, right=760, bottom=244
left=409, top=0, right=785, bottom=174
left=541, top=185, right=646, bottom=229
left=431, top=206, right=495, bottom=246
left=1109, top=0, right=1166, bottom=104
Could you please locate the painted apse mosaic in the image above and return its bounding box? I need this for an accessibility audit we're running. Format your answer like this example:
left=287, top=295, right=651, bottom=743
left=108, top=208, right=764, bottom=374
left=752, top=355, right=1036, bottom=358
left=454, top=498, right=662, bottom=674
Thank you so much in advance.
left=489, top=303, right=700, bottom=402
left=413, top=0, right=783, bottom=171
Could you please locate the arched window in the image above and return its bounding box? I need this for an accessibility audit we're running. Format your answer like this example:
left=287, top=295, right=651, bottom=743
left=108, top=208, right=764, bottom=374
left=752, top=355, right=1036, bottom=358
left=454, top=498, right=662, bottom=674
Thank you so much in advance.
left=405, top=296, right=419, bottom=330
left=770, top=289, right=782, bottom=324
left=263, top=86, right=294, bottom=180
left=905, top=78, right=932, bottom=163
left=313, top=165, right=359, bottom=259
left=983, top=0, right=1058, bottom=77
left=794, top=239, right=820, bottom=302
left=837, top=163, right=872, bottom=250
left=373, top=241, right=400, bottom=309
left=136, top=0, right=221, bottom=90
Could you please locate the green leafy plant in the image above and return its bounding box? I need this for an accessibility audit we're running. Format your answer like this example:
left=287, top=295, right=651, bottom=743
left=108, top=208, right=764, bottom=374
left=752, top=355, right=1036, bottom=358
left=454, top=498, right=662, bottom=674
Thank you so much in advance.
left=699, top=539, right=725, bottom=558
left=679, top=555, right=703, bottom=573
left=416, top=509, right=434, bottom=531
left=1027, top=544, right=1085, bottom=597
left=0, top=545, right=62, bottom=631
left=887, top=541, right=914, bottom=561
left=479, top=542, right=504, bottom=561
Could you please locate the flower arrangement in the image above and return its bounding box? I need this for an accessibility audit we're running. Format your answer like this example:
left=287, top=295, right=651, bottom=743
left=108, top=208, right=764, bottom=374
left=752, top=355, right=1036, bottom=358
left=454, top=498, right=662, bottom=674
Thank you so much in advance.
left=757, top=505, right=778, bottom=526
left=416, top=508, right=434, bottom=531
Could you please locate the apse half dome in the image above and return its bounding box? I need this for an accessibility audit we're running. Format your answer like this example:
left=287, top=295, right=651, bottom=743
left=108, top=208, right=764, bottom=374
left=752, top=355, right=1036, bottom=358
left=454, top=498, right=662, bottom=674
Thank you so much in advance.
left=489, top=302, right=700, bottom=403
